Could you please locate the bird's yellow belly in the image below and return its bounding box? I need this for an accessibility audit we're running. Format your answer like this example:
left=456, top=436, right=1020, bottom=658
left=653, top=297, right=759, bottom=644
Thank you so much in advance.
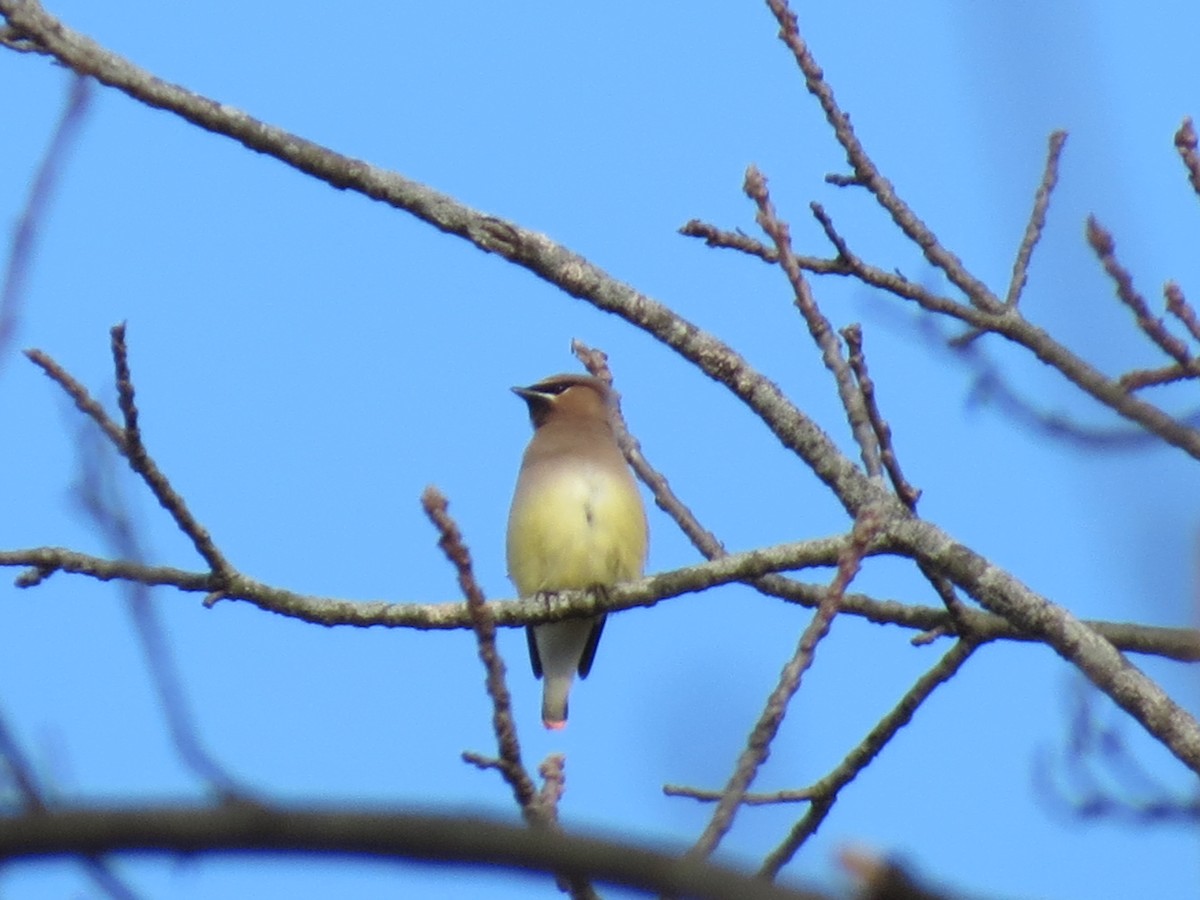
left=507, top=468, right=646, bottom=596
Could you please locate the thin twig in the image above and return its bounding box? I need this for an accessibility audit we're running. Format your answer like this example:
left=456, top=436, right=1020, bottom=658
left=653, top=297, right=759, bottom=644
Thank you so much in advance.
left=0, top=73, right=91, bottom=372
left=809, top=202, right=855, bottom=266
left=1005, top=131, right=1067, bottom=308
left=25, top=332, right=234, bottom=580
left=571, top=341, right=730, bottom=559
left=108, top=324, right=233, bottom=577
left=25, top=348, right=126, bottom=447
left=537, top=754, right=568, bottom=823
left=0, top=710, right=142, bottom=899
left=841, top=325, right=920, bottom=507
left=765, top=0, right=1002, bottom=313
left=423, top=491, right=601, bottom=900
left=1037, top=681, right=1200, bottom=825
left=759, top=639, right=977, bottom=878
left=747, top=167, right=882, bottom=476
left=915, top=562, right=973, bottom=638
left=768, top=0, right=1200, bottom=456
left=420, top=490, right=601, bottom=897
left=679, top=219, right=780, bottom=264
left=687, top=510, right=881, bottom=860
left=930, top=312, right=1200, bottom=447
left=1119, top=363, right=1200, bottom=391
left=420, top=487, right=539, bottom=820
left=1175, top=117, right=1200, bottom=201
left=1086, top=218, right=1193, bottom=368
left=72, top=421, right=243, bottom=798
left=804, top=214, right=1200, bottom=455
left=663, top=784, right=818, bottom=805
left=1164, top=281, right=1200, bottom=343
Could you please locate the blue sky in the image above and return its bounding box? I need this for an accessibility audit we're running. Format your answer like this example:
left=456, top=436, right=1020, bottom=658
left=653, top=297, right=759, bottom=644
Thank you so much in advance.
left=2, top=2, right=1198, bottom=897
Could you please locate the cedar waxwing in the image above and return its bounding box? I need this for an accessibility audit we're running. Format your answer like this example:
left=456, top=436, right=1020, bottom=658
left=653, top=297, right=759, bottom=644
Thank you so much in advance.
left=506, top=374, right=649, bottom=729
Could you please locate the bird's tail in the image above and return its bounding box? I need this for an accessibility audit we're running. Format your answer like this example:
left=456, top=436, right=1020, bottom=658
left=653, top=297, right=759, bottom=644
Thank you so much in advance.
left=530, top=617, right=604, bottom=730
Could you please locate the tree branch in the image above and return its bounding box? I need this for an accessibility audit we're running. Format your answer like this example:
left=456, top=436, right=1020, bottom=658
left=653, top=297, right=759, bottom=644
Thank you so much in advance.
left=759, top=639, right=976, bottom=876
left=688, top=510, right=881, bottom=860
left=0, top=803, right=826, bottom=900
left=420, top=488, right=539, bottom=819
left=4, top=0, right=1200, bottom=791
left=6, top=542, right=1198, bottom=659
left=0, top=71, right=90, bottom=372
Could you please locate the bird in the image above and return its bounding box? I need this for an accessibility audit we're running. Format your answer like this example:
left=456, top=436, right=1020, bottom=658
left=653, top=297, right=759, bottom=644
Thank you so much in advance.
left=506, top=373, right=648, bottom=730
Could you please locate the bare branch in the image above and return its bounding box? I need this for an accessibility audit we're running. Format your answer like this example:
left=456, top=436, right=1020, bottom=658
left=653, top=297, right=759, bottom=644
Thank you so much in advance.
left=572, top=340, right=730, bottom=560
left=915, top=561, right=974, bottom=638
left=1164, top=281, right=1200, bottom=343
left=663, top=784, right=818, bottom=806
left=0, top=73, right=90, bottom=373
left=758, top=1, right=1200, bottom=458
left=1038, top=682, right=1200, bottom=825
left=759, top=639, right=976, bottom=877
left=4, top=0, right=1200, bottom=784
left=421, top=487, right=602, bottom=900
left=108, top=324, right=233, bottom=578
left=3, top=543, right=1199, bottom=661
left=679, top=219, right=780, bottom=264
left=672, top=650, right=979, bottom=884
left=0, top=0, right=877, bottom=510
left=8, top=0, right=1200, bottom=474
left=746, top=166, right=881, bottom=476
left=536, top=754, right=568, bottom=821
left=687, top=510, right=881, bottom=860
left=893, top=514, right=1200, bottom=775
left=1175, top=117, right=1200, bottom=201
left=765, top=0, right=1001, bottom=313
left=420, top=488, right=539, bottom=819
left=25, top=347, right=126, bottom=448
left=1005, top=131, right=1067, bottom=308
left=839, top=327, right=971, bottom=636
left=1086, top=218, right=1194, bottom=368
left=666, top=644, right=977, bottom=877
left=0, top=710, right=141, bottom=899
left=0, top=804, right=828, bottom=900
left=72, top=422, right=241, bottom=798
left=841, top=325, right=920, bottom=507
left=1119, top=363, right=1200, bottom=392
left=26, top=331, right=234, bottom=579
